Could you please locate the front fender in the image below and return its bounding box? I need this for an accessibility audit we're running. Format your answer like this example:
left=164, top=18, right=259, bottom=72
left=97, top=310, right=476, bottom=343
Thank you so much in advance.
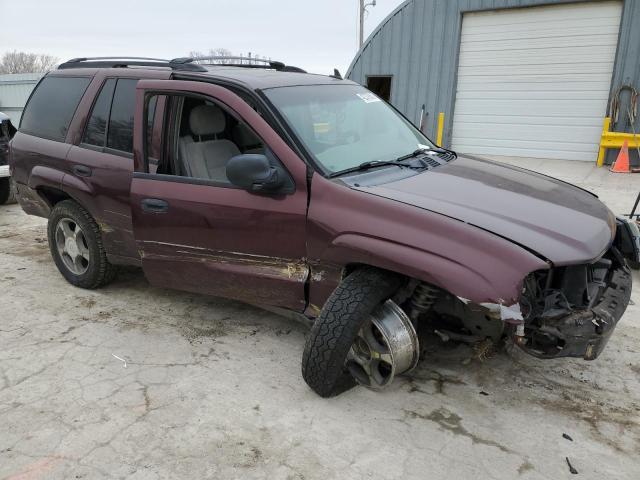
left=329, top=233, right=495, bottom=294
left=306, top=174, right=549, bottom=315
left=323, top=233, right=544, bottom=304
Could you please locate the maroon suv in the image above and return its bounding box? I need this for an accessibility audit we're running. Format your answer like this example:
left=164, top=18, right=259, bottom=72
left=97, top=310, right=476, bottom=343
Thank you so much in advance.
left=9, top=56, right=637, bottom=397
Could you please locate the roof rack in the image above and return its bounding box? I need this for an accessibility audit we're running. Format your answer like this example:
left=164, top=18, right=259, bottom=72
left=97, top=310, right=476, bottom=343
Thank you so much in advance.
left=182, top=56, right=307, bottom=73
left=57, top=56, right=307, bottom=74
left=58, top=57, right=208, bottom=72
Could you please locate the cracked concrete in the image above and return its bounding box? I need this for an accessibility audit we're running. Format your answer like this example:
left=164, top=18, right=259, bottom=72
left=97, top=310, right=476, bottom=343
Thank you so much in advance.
left=1, top=161, right=639, bottom=479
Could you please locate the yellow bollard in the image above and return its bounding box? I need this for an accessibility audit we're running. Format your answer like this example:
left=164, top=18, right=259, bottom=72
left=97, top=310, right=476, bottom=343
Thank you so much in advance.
left=436, top=112, right=444, bottom=147
left=597, top=117, right=611, bottom=167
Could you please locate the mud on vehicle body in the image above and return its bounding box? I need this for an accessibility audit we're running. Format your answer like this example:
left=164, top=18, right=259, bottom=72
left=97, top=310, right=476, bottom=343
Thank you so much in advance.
left=9, top=56, right=638, bottom=397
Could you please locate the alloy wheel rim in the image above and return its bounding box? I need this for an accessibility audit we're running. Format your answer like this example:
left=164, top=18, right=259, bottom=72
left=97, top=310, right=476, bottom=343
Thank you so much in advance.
left=346, top=300, right=419, bottom=389
left=55, top=218, right=90, bottom=275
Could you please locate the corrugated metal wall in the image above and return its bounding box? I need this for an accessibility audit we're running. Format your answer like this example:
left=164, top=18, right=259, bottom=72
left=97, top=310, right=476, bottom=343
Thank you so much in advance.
left=0, top=73, right=43, bottom=124
left=347, top=0, right=640, bottom=163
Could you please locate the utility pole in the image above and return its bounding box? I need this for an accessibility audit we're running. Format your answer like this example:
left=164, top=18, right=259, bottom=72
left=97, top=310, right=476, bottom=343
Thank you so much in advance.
left=359, top=0, right=377, bottom=48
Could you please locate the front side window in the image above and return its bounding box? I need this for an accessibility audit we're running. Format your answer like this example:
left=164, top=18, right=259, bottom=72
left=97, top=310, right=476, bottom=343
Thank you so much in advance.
left=264, top=84, right=434, bottom=174
left=150, top=94, right=266, bottom=185
left=20, top=76, right=91, bottom=142
left=107, top=78, right=138, bottom=153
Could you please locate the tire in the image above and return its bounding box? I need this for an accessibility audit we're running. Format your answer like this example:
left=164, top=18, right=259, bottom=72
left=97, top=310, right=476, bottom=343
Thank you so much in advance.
left=301, top=266, right=403, bottom=397
left=0, top=177, right=16, bottom=205
left=47, top=200, right=117, bottom=289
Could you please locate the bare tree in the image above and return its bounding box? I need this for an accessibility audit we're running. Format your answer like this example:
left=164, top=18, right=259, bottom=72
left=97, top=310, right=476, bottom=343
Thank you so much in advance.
left=0, top=51, right=58, bottom=74
left=208, top=48, right=233, bottom=59
left=188, top=48, right=269, bottom=65
left=189, top=48, right=232, bottom=64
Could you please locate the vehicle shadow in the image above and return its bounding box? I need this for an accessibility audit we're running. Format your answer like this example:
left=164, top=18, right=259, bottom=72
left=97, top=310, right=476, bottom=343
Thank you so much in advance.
left=99, top=265, right=310, bottom=339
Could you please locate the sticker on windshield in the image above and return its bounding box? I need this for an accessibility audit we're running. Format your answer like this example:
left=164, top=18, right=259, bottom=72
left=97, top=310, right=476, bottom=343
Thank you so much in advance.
left=356, top=92, right=381, bottom=103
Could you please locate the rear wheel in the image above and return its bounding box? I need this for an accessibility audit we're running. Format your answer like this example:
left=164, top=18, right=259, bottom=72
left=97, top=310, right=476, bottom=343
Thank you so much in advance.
left=47, top=200, right=117, bottom=289
left=0, top=178, right=16, bottom=205
left=301, top=266, right=408, bottom=397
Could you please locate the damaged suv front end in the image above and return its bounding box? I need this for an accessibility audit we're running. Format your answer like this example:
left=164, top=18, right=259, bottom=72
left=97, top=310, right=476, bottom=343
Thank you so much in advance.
left=329, top=152, right=637, bottom=364
left=515, top=217, right=635, bottom=360
left=265, top=82, right=635, bottom=396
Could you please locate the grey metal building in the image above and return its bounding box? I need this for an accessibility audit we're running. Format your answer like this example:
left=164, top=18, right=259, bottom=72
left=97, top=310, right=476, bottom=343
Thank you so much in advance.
left=0, top=73, right=43, bottom=125
left=347, top=0, right=640, bottom=164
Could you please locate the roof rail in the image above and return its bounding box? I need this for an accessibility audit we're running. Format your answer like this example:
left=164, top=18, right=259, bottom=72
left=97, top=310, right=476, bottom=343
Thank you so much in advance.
left=58, top=57, right=208, bottom=72
left=179, top=56, right=306, bottom=73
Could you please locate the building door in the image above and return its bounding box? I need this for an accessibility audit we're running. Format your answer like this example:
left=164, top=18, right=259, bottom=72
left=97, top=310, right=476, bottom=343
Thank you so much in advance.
left=451, top=1, right=622, bottom=161
left=367, top=76, right=392, bottom=102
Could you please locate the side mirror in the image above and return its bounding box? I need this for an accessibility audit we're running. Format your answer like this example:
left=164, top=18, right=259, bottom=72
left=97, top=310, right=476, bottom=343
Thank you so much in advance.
left=226, top=154, right=286, bottom=193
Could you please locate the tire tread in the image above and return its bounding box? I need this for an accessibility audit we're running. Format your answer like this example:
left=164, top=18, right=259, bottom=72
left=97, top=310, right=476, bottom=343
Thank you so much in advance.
left=302, top=266, right=402, bottom=397
left=48, top=200, right=116, bottom=289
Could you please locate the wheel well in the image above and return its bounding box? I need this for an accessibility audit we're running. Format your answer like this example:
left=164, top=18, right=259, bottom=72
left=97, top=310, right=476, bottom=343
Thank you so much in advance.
left=343, top=263, right=408, bottom=280
left=343, top=263, right=432, bottom=304
left=342, top=263, right=361, bottom=278
left=343, top=262, right=384, bottom=280
left=343, top=263, right=414, bottom=291
left=37, top=186, right=71, bottom=208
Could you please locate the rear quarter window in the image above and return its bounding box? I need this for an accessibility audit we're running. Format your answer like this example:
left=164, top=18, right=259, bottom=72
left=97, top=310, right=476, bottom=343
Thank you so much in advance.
left=20, top=76, right=91, bottom=142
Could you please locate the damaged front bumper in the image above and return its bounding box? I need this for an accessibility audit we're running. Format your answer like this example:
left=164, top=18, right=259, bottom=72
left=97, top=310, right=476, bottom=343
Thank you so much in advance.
left=515, top=246, right=633, bottom=360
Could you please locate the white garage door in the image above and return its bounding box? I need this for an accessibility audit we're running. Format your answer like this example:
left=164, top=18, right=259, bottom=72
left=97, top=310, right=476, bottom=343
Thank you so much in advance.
left=451, top=1, right=622, bottom=161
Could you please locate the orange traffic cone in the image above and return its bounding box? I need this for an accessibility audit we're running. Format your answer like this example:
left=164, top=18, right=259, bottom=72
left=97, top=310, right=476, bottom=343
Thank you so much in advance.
left=610, top=140, right=631, bottom=173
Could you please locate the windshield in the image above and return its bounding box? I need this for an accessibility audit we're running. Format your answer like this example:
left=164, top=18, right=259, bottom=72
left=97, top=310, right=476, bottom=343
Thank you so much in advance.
left=264, top=84, right=435, bottom=174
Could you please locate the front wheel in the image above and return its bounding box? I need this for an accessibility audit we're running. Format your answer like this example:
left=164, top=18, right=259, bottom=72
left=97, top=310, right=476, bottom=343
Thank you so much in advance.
left=47, top=200, right=117, bottom=289
left=301, top=266, right=406, bottom=397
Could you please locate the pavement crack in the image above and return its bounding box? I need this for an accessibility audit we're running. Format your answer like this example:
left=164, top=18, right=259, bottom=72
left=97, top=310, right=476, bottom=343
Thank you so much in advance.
left=403, top=407, right=515, bottom=455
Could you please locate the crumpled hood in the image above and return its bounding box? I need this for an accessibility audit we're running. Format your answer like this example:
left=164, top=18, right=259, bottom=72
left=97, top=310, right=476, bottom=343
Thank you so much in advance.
left=354, top=155, right=615, bottom=265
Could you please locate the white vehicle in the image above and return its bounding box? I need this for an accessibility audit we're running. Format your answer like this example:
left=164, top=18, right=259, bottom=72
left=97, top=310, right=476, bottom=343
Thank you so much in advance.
left=0, top=112, right=17, bottom=204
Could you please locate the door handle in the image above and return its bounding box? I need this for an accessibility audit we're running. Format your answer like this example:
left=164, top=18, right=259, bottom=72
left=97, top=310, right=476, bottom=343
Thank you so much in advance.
left=72, top=164, right=92, bottom=177
left=141, top=198, right=169, bottom=213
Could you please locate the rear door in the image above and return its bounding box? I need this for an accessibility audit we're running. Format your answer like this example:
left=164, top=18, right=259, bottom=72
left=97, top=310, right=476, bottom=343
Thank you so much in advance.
left=130, top=80, right=309, bottom=311
left=64, top=71, right=170, bottom=263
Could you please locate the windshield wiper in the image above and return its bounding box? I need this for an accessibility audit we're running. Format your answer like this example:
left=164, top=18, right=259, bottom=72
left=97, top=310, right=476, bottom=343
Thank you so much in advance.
left=328, top=160, right=416, bottom=178
left=327, top=146, right=450, bottom=178
left=396, top=146, right=457, bottom=162
left=394, top=147, right=433, bottom=162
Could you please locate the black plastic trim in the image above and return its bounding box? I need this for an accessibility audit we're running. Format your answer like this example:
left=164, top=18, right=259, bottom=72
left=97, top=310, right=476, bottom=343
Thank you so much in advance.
left=132, top=171, right=239, bottom=189
left=58, top=58, right=207, bottom=72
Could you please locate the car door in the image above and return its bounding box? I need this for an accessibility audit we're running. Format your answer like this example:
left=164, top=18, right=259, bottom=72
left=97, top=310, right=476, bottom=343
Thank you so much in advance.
left=64, top=71, right=170, bottom=263
left=130, top=79, right=310, bottom=311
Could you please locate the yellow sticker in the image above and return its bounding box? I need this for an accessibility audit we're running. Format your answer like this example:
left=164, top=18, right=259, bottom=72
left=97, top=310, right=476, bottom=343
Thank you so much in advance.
left=313, top=122, right=331, bottom=134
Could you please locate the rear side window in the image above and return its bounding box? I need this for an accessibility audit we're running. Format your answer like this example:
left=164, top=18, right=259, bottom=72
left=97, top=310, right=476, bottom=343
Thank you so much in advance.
left=20, top=76, right=91, bottom=142
left=82, top=79, right=116, bottom=147
left=106, top=79, right=137, bottom=153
